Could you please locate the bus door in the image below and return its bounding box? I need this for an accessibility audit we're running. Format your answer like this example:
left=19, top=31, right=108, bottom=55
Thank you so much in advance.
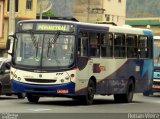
left=136, top=35, right=153, bottom=92
left=77, top=30, right=91, bottom=82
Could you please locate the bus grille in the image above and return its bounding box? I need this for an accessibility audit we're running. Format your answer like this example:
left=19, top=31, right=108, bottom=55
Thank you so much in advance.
left=25, top=78, right=56, bottom=83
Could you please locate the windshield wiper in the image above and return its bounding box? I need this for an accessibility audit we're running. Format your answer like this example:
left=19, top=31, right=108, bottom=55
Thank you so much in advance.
left=47, top=32, right=60, bottom=58
left=28, top=30, right=40, bottom=59
left=35, top=39, right=40, bottom=58
left=27, top=30, right=37, bottom=48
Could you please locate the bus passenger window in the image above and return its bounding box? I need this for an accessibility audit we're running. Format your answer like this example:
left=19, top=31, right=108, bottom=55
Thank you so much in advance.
left=78, top=31, right=89, bottom=57
left=114, top=34, right=125, bottom=58
left=78, top=38, right=88, bottom=56
left=101, top=33, right=113, bottom=57
left=138, top=36, right=148, bottom=58
left=89, top=33, right=100, bottom=57
left=126, top=35, right=138, bottom=58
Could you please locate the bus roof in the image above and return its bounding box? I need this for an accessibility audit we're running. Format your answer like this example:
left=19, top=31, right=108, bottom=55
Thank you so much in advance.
left=17, top=19, right=153, bottom=36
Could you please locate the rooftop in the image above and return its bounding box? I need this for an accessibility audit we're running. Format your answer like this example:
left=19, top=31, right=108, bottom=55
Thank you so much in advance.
left=125, top=18, right=160, bottom=26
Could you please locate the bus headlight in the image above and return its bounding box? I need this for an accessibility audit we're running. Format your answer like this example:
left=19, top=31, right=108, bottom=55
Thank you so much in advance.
left=65, top=76, right=69, bottom=80
left=14, top=74, right=17, bottom=78
left=18, top=77, right=21, bottom=81
left=60, top=79, right=64, bottom=83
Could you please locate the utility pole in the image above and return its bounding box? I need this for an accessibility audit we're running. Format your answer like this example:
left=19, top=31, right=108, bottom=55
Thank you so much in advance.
left=8, top=0, right=15, bottom=57
left=39, top=0, right=42, bottom=19
left=87, top=0, right=90, bottom=22
left=9, top=0, right=15, bottom=35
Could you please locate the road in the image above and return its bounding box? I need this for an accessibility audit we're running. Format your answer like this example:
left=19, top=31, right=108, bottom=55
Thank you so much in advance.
left=0, top=93, right=160, bottom=119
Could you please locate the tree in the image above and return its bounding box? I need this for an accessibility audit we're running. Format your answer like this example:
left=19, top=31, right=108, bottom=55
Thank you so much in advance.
left=42, top=9, right=54, bottom=17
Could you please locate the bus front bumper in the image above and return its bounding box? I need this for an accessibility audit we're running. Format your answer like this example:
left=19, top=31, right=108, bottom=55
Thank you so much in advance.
left=11, top=79, right=76, bottom=96
left=152, top=79, right=160, bottom=92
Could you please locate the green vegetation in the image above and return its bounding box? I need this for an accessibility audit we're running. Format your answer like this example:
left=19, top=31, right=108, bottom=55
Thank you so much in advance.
left=126, top=0, right=160, bottom=18
left=42, top=9, right=54, bottom=17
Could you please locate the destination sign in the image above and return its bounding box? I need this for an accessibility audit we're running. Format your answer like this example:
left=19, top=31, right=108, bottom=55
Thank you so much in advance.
left=36, top=23, right=74, bottom=32
left=18, top=22, right=74, bottom=32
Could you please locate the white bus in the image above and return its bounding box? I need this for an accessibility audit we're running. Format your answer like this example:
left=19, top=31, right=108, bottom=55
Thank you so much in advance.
left=7, top=19, right=153, bottom=105
left=145, top=36, right=160, bottom=95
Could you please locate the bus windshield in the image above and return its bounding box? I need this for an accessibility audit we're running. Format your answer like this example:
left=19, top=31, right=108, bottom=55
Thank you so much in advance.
left=13, top=33, right=75, bottom=68
left=154, top=40, right=160, bottom=67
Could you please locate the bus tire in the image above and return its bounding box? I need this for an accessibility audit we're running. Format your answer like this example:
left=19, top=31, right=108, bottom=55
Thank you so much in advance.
left=81, top=79, right=96, bottom=105
left=27, top=94, right=40, bottom=103
left=114, top=79, right=134, bottom=103
left=17, top=93, right=26, bottom=99
left=143, top=90, right=153, bottom=96
left=0, top=83, right=2, bottom=95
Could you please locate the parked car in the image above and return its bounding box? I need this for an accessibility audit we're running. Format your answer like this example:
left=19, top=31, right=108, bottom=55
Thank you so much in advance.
left=0, top=57, right=25, bottom=99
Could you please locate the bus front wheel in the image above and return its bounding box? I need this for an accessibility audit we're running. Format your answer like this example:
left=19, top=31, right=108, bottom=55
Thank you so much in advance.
left=80, top=80, right=96, bottom=105
left=114, top=79, right=135, bottom=103
left=27, top=94, right=40, bottom=103
left=17, top=93, right=26, bottom=99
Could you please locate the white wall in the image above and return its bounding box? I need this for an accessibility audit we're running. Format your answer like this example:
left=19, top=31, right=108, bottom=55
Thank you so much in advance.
left=103, top=0, right=126, bottom=25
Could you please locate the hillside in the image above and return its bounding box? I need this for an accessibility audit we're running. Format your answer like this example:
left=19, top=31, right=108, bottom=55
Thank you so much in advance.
left=126, top=0, right=160, bottom=18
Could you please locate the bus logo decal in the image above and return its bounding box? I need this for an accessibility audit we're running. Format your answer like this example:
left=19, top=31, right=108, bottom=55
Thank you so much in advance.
left=56, top=73, right=63, bottom=75
left=93, top=64, right=106, bottom=73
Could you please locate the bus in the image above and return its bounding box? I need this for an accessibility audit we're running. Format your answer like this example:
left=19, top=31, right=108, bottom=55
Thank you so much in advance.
left=150, top=36, right=160, bottom=94
left=7, top=19, right=153, bottom=105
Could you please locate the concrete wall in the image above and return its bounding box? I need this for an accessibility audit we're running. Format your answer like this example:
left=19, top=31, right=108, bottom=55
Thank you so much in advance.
left=103, top=0, right=126, bottom=25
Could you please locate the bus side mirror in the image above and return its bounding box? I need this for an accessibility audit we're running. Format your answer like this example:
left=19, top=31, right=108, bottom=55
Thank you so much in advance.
left=7, top=34, right=15, bottom=55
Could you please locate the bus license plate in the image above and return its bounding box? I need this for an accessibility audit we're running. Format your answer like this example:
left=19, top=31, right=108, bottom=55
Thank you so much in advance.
left=152, top=85, right=160, bottom=89
left=57, top=89, right=69, bottom=94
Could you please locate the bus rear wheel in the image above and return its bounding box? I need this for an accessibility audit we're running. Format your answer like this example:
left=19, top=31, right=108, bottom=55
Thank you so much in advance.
left=114, top=79, right=134, bottom=103
left=27, top=94, right=40, bottom=103
left=80, top=80, right=96, bottom=105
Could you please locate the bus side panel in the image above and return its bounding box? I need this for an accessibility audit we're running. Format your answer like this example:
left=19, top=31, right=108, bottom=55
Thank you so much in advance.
left=96, top=59, right=153, bottom=95
left=74, top=57, right=93, bottom=95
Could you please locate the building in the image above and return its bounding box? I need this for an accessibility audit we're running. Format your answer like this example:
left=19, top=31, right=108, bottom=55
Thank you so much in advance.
left=0, top=0, right=5, bottom=52
left=125, top=18, right=160, bottom=36
left=37, top=0, right=126, bottom=25
left=0, top=0, right=37, bottom=57
left=73, top=0, right=126, bottom=25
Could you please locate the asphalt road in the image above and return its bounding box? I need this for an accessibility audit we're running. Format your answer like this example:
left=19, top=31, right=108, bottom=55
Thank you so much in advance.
left=0, top=93, right=160, bottom=119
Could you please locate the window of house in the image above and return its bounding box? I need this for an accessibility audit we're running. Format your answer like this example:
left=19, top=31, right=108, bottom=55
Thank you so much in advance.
left=118, top=0, right=122, bottom=3
left=7, top=0, right=19, bottom=12
left=26, top=0, right=32, bottom=10
left=126, top=35, right=138, bottom=58
left=114, top=34, right=125, bottom=57
left=15, top=0, right=18, bottom=12
left=101, top=33, right=113, bottom=57
left=7, top=0, right=9, bottom=11
left=112, top=15, right=114, bottom=21
left=117, top=16, right=119, bottom=22
left=105, top=14, right=110, bottom=21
